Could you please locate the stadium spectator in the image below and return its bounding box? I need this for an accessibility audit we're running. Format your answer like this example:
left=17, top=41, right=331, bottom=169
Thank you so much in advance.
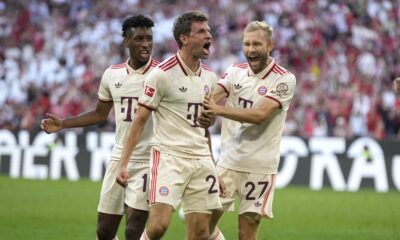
left=41, top=15, right=158, bottom=240
left=1, top=0, right=400, bottom=139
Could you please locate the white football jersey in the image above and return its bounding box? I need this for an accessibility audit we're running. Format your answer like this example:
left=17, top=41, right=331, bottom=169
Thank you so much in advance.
left=98, top=58, right=159, bottom=161
left=139, top=52, right=217, bottom=158
left=217, top=58, right=296, bottom=174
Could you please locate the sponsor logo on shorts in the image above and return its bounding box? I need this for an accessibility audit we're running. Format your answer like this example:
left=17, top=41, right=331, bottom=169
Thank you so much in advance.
left=159, top=186, right=169, bottom=196
left=258, top=86, right=267, bottom=95
left=254, top=201, right=262, bottom=207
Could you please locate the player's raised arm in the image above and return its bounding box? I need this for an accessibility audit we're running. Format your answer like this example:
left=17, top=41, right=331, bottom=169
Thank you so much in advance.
left=116, top=105, right=151, bottom=187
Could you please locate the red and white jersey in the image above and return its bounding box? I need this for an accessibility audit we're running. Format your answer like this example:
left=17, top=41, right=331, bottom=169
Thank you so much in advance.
left=217, top=58, right=296, bottom=174
left=139, top=52, right=217, bottom=158
left=98, top=58, right=159, bottom=162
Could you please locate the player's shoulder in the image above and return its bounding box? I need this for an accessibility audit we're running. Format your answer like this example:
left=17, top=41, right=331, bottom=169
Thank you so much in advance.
left=200, top=63, right=214, bottom=73
left=157, top=55, right=179, bottom=72
left=100, top=63, right=127, bottom=81
left=232, top=63, right=249, bottom=69
left=150, top=58, right=161, bottom=67
left=200, top=63, right=217, bottom=79
left=271, top=63, right=291, bottom=77
left=143, top=58, right=161, bottom=75
left=229, top=62, right=249, bottom=74
left=221, top=63, right=248, bottom=78
left=105, top=62, right=127, bottom=75
left=109, top=62, right=126, bottom=70
left=272, top=63, right=296, bottom=82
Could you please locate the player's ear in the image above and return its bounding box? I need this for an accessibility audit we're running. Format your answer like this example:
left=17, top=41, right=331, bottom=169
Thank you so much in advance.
left=268, top=40, right=275, bottom=52
left=180, top=34, right=189, bottom=47
left=123, top=37, right=128, bottom=47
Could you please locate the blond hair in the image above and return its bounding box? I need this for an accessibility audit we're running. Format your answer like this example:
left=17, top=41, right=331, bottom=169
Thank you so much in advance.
left=244, top=21, right=273, bottom=40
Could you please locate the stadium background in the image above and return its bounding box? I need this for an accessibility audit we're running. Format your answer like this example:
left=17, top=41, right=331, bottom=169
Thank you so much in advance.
left=0, top=0, right=399, bottom=239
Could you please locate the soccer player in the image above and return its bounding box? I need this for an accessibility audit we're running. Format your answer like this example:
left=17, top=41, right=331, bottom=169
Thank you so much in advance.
left=40, top=15, right=158, bottom=240
left=116, top=11, right=221, bottom=240
left=394, top=77, right=400, bottom=93
left=202, top=21, right=296, bottom=240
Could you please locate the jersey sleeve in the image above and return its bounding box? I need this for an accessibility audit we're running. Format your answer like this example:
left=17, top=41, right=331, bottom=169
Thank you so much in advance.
left=217, top=66, right=234, bottom=97
left=209, top=72, right=218, bottom=93
left=266, top=73, right=296, bottom=111
left=138, top=68, right=165, bottom=110
left=98, top=68, right=112, bottom=102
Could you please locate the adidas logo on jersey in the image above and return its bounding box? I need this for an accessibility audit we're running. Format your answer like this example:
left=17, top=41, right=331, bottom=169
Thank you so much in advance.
left=234, top=83, right=242, bottom=89
left=179, top=86, right=187, bottom=92
left=115, top=82, right=122, bottom=88
left=254, top=202, right=262, bottom=208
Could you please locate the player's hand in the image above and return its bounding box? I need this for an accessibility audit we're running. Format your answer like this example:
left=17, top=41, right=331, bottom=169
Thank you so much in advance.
left=198, top=111, right=215, bottom=128
left=116, top=166, right=129, bottom=188
left=41, top=113, right=63, bottom=134
left=218, top=176, right=227, bottom=198
left=203, top=95, right=220, bottom=115
left=394, top=77, right=400, bottom=93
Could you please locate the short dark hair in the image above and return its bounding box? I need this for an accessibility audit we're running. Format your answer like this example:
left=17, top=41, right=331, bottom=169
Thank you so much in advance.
left=122, top=15, right=154, bottom=37
left=173, top=11, right=209, bottom=48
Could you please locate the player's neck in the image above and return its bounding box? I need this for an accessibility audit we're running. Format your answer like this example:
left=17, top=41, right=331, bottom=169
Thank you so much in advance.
left=178, top=50, right=200, bottom=73
left=252, top=57, right=272, bottom=74
left=128, top=58, right=147, bottom=70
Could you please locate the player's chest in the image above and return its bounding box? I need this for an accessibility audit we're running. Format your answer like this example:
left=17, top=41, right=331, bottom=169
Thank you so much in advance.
left=229, top=77, right=273, bottom=107
left=165, top=76, right=211, bottom=103
left=109, top=75, right=145, bottom=102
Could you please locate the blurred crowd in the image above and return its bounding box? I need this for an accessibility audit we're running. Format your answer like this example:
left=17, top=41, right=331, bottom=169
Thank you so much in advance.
left=1, top=0, right=400, bottom=139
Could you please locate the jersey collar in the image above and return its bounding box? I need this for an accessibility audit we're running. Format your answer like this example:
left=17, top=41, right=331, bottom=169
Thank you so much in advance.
left=126, top=57, right=153, bottom=75
left=176, top=52, right=202, bottom=77
left=248, top=57, right=276, bottom=80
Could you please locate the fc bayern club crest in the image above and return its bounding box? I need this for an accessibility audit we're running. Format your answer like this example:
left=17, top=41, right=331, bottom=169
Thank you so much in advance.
left=159, top=186, right=169, bottom=196
left=204, top=85, right=210, bottom=94
left=258, top=86, right=267, bottom=95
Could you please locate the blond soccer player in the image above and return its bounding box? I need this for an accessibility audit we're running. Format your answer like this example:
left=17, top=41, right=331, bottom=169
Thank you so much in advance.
left=41, top=15, right=158, bottom=240
left=116, top=11, right=222, bottom=240
left=202, top=21, right=296, bottom=240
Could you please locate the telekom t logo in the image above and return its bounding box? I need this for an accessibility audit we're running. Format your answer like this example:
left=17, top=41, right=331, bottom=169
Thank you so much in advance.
left=238, top=97, right=253, bottom=108
left=187, top=103, right=203, bottom=127
left=121, top=96, right=139, bottom=122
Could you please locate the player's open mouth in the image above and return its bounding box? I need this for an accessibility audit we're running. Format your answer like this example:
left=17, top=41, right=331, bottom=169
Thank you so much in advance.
left=203, top=42, right=211, bottom=53
left=248, top=56, right=259, bottom=63
left=249, top=56, right=260, bottom=62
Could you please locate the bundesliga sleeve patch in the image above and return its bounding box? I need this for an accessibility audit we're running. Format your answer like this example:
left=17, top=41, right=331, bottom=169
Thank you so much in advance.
left=144, top=85, right=155, bottom=97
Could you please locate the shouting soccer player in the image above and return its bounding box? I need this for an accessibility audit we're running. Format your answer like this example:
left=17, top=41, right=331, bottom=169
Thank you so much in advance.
left=116, top=11, right=222, bottom=240
left=202, top=21, right=296, bottom=240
